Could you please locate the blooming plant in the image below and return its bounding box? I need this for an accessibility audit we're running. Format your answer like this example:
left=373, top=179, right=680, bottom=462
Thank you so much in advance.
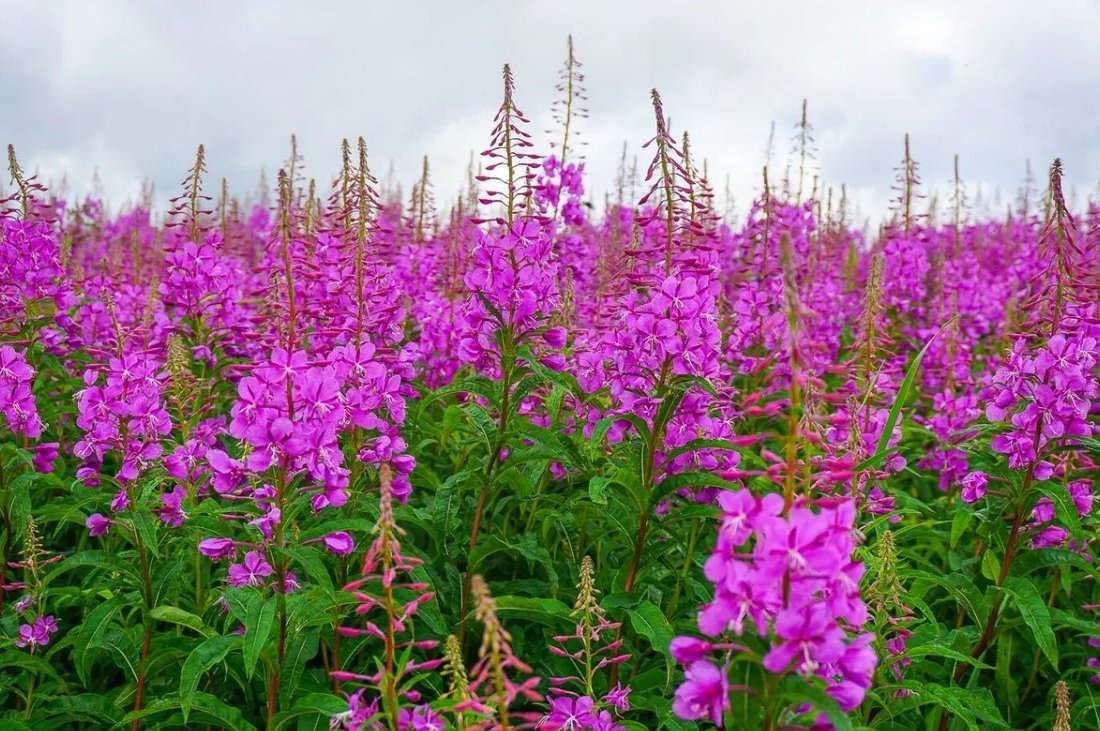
left=0, top=42, right=1098, bottom=731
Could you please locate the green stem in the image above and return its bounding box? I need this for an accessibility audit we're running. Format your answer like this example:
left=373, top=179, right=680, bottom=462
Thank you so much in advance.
left=459, top=352, right=514, bottom=640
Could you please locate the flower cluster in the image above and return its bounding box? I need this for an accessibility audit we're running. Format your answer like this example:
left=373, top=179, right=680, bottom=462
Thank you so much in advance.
left=985, top=333, right=1098, bottom=473
left=672, top=489, right=876, bottom=726
left=542, top=556, right=631, bottom=731
left=74, top=349, right=171, bottom=489
left=0, top=345, right=44, bottom=439
left=459, top=219, right=564, bottom=373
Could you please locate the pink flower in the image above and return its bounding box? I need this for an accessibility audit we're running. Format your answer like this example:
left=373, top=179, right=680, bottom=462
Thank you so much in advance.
left=543, top=695, right=596, bottom=730
left=32, top=442, right=58, bottom=473
left=199, top=537, right=237, bottom=562
left=227, top=551, right=274, bottom=588
left=85, top=513, right=111, bottom=537
left=321, top=531, right=355, bottom=556
left=672, top=660, right=729, bottom=726
left=960, top=471, right=988, bottom=503
left=15, top=615, right=58, bottom=652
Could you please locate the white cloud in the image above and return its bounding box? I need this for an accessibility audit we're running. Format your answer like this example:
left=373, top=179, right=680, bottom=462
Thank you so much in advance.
left=3, top=0, right=1098, bottom=222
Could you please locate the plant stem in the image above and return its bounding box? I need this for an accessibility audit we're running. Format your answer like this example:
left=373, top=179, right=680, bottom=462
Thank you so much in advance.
left=459, top=353, right=514, bottom=641
left=938, top=428, right=1042, bottom=731
left=132, top=536, right=154, bottom=731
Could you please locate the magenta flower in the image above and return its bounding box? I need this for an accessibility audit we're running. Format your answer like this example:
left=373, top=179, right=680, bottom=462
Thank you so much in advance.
left=199, top=537, right=237, bottom=561
left=543, top=695, right=596, bottom=730
left=158, top=484, right=188, bottom=527
left=32, top=442, right=58, bottom=473
left=85, top=513, right=111, bottom=537
left=15, top=615, right=59, bottom=652
left=672, top=660, right=729, bottom=726
left=227, top=551, right=274, bottom=588
left=321, top=531, right=355, bottom=556
left=960, top=470, right=988, bottom=503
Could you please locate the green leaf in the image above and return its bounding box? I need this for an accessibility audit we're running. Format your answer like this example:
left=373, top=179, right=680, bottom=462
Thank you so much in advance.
left=626, top=601, right=676, bottom=678
left=492, top=595, right=571, bottom=625
left=285, top=545, right=334, bottom=592
left=1005, top=577, right=1058, bottom=669
left=779, top=676, right=853, bottom=731
left=40, top=693, right=124, bottom=725
left=279, top=629, right=320, bottom=701
left=649, top=471, right=740, bottom=509
left=72, top=596, right=127, bottom=685
left=149, top=605, right=215, bottom=637
left=626, top=601, right=674, bottom=655
left=918, top=683, right=1008, bottom=728
left=0, top=649, right=67, bottom=686
left=949, top=509, right=972, bottom=549
left=243, top=595, right=278, bottom=679
left=180, top=634, right=243, bottom=721
left=589, top=475, right=610, bottom=505
left=187, top=692, right=260, bottom=731
left=663, top=437, right=744, bottom=462
left=416, top=374, right=500, bottom=412
left=130, top=508, right=161, bottom=558
left=897, top=642, right=992, bottom=670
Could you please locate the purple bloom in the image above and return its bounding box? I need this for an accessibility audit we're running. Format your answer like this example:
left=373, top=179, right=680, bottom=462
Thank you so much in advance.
left=85, top=513, right=111, bottom=537
left=199, top=537, right=237, bottom=562
left=158, top=484, right=188, bottom=527
left=543, top=695, right=596, bottom=730
left=15, top=615, right=58, bottom=652
left=960, top=471, right=988, bottom=503
left=32, top=442, right=58, bottom=473
left=227, top=551, right=273, bottom=588
left=321, top=531, right=355, bottom=556
left=602, top=684, right=631, bottom=711
left=672, top=660, right=729, bottom=726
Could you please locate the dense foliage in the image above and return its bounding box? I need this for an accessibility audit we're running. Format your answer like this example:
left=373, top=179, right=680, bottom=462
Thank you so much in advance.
left=2, top=47, right=1099, bottom=731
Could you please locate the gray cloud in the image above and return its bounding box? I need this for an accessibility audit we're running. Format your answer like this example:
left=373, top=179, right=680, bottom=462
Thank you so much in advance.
left=3, top=0, right=1099, bottom=222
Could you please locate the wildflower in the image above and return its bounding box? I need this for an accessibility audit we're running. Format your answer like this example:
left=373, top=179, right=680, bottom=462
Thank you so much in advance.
left=322, top=531, right=356, bottom=556
left=672, top=660, right=729, bottom=726
left=15, top=615, right=58, bottom=652
left=199, top=537, right=237, bottom=562
left=85, top=513, right=111, bottom=537
left=959, top=470, right=989, bottom=503
left=227, top=551, right=274, bottom=588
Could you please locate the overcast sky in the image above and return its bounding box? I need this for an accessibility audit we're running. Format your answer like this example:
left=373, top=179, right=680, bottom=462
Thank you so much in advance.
left=4, top=0, right=1099, bottom=224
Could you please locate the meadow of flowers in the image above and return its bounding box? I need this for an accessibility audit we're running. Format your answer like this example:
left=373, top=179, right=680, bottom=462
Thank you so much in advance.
left=1, top=44, right=1098, bottom=731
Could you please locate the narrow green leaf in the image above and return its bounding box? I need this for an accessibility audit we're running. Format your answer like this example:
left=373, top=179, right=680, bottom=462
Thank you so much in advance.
left=180, top=634, right=242, bottom=721
left=72, top=596, right=126, bottom=685
left=492, top=595, right=571, bottom=625
left=149, top=605, right=215, bottom=637
left=279, top=630, right=320, bottom=702
left=243, top=595, right=278, bottom=679
left=1005, top=577, right=1058, bottom=669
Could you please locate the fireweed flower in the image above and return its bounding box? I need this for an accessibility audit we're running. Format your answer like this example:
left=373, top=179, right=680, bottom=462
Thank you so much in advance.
left=73, top=349, right=172, bottom=486
left=959, top=470, right=989, bottom=504
left=674, top=489, right=875, bottom=723
left=457, top=575, right=541, bottom=728
left=15, top=615, right=58, bottom=652
left=0, top=345, right=44, bottom=438
left=85, top=513, right=111, bottom=537
left=226, top=551, right=274, bottom=588
left=542, top=557, right=631, bottom=729
left=672, top=660, right=729, bottom=726
left=321, top=531, right=356, bottom=556
left=332, top=466, right=440, bottom=728
left=198, top=537, right=237, bottom=561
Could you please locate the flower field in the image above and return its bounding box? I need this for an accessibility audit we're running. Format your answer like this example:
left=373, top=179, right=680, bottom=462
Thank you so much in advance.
left=1, top=49, right=1099, bottom=731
